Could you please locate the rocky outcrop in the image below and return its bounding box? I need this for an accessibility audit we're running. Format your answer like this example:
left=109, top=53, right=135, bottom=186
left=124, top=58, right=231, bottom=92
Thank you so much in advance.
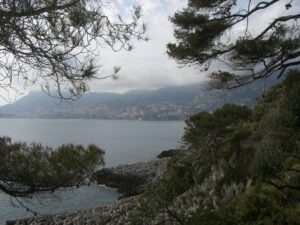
left=92, top=158, right=170, bottom=197
left=156, top=149, right=182, bottom=158
left=9, top=148, right=250, bottom=225
left=9, top=158, right=170, bottom=225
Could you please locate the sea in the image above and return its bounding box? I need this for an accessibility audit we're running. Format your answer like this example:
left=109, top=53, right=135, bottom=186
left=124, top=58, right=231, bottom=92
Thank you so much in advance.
left=0, top=119, right=185, bottom=224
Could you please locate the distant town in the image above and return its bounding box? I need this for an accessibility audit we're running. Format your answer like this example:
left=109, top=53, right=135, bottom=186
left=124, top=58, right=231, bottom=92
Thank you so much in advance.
left=0, top=79, right=273, bottom=120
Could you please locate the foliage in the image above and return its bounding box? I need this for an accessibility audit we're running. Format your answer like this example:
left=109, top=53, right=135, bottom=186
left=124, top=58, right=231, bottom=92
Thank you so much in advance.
left=0, top=0, right=146, bottom=100
left=0, top=136, right=104, bottom=198
left=131, top=71, right=300, bottom=225
left=131, top=104, right=253, bottom=225
left=130, top=153, right=193, bottom=225
left=167, top=0, right=300, bottom=88
left=0, top=0, right=145, bottom=203
left=183, top=103, right=251, bottom=149
left=250, top=71, right=300, bottom=195
left=188, top=184, right=300, bottom=225
left=91, top=169, right=146, bottom=198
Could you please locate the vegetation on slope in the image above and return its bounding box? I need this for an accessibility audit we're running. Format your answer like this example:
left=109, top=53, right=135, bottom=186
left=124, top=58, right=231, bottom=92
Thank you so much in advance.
left=130, top=71, right=300, bottom=225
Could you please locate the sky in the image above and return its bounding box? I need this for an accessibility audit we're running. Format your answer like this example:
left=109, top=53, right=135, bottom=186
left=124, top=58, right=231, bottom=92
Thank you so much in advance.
left=0, top=0, right=202, bottom=105
left=89, top=0, right=202, bottom=93
left=90, top=0, right=299, bottom=92
left=0, top=0, right=298, bottom=105
left=84, top=0, right=299, bottom=93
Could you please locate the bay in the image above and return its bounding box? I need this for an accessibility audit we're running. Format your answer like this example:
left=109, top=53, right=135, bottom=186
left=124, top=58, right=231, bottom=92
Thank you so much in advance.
left=0, top=119, right=185, bottom=224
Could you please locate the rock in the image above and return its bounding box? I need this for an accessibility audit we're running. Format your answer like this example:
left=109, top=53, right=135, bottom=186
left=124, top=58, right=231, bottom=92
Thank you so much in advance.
left=9, top=196, right=139, bottom=225
left=157, top=149, right=182, bottom=158
left=91, top=158, right=169, bottom=197
left=92, top=169, right=145, bottom=197
left=10, top=157, right=172, bottom=225
left=9, top=148, right=252, bottom=225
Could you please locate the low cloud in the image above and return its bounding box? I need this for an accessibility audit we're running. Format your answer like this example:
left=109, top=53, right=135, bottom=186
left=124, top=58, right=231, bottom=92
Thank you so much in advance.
left=88, top=0, right=204, bottom=94
left=1, top=0, right=294, bottom=105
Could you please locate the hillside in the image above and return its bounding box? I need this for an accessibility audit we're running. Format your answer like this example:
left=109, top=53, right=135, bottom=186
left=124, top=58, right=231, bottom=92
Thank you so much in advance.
left=11, top=71, right=300, bottom=225
left=0, top=78, right=277, bottom=120
left=129, top=71, right=300, bottom=225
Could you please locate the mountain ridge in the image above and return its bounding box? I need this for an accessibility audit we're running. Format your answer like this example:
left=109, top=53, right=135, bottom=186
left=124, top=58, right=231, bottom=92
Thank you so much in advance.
left=0, top=79, right=278, bottom=120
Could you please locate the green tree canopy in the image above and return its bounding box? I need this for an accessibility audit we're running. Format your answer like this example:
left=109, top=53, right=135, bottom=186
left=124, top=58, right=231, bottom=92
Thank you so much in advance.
left=167, top=0, right=300, bottom=88
left=0, top=0, right=146, bottom=100
left=0, top=136, right=104, bottom=198
left=0, top=1, right=147, bottom=203
left=130, top=71, right=300, bottom=225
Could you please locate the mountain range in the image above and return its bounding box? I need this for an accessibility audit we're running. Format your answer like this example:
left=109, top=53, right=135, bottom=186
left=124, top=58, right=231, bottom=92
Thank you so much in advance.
left=0, top=78, right=279, bottom=120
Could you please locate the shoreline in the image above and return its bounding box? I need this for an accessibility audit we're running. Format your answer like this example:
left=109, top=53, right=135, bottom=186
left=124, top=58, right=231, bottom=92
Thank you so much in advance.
left=92, top=158, right=170, bottom=198
left=7, top=151, right=178, bottom=225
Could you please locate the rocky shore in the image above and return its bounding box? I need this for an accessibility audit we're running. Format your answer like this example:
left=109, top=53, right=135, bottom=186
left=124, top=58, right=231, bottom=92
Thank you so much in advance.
left=8, top=148, right=250, bottom=225
left=8, top=157, right=171, bottom=225
left=10, top=196, right=139, bottom=225
left=92, top=158, right=170, bottom=197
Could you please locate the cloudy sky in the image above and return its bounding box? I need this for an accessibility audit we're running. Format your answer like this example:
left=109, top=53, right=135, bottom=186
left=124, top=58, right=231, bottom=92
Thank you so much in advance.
left=91, top=0, right=296, bottom=93
left=0, top=0, right=297, bottom=105
left=90, top=0, right=203, bottom=93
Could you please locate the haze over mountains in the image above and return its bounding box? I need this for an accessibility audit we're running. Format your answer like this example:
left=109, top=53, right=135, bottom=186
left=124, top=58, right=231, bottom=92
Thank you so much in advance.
left=0, top=78, right=278, bottom=120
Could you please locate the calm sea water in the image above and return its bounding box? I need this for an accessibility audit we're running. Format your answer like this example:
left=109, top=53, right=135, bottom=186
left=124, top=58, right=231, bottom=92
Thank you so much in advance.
left=0, top=119, right=185, bottom=224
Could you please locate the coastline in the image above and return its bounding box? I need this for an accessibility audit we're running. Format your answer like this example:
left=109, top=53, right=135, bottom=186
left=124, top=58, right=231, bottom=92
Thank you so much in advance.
left=8, top=152, right=176, bottom=225
left=92, top=158, right=170, bottom=197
